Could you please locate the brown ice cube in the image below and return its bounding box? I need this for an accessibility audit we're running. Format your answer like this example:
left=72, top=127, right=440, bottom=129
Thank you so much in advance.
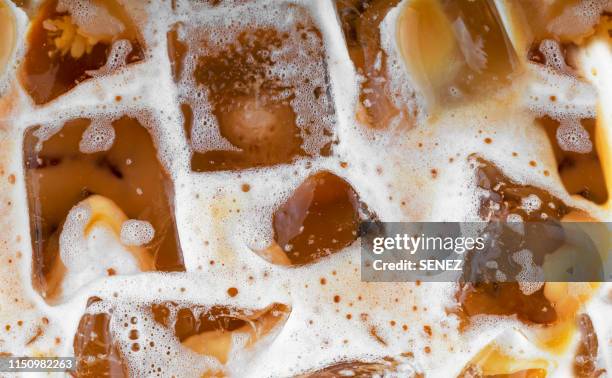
left=266, top=171, right=371, bottom=266
left=396, top=0, right=518, bottom=109
left=171, top=3, right=335, bottom=171
left=20, top=0, right=144, bottom=104
left=24, top=116, right=185, bottom=300
left=336, top=0, right=409, bottom=129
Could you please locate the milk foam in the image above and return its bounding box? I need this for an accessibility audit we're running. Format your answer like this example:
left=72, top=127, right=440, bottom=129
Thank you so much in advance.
left=120, top=220, right=155, bottom=247
left=0, top=0, right=610, bottom=377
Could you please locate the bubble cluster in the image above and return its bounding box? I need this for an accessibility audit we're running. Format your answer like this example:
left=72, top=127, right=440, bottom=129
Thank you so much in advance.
left=79, top=119, right=116, bottom=153
left=120, top=220, right=155, bottom=247
left=57, top=0, right=125, bottom=37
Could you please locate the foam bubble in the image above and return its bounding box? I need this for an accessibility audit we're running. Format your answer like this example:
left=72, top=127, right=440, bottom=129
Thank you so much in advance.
left=79, top=119, right=116, bottom=153
left=57, top=0, right=125, bottom=37
left=58, top=201, right=143, bottom=302
left=556, top=118, right=593, bottom=153
left=547, top=0, right=612, bottom=41
left=85, top=39, right=133, bottom=78
left=59, top=202, right=94, bottom=270
left=512, top=249, right=545, bottom=295
left=120, top=220, right=155, bottom=247
left=520, top=194, right=542, bottom=214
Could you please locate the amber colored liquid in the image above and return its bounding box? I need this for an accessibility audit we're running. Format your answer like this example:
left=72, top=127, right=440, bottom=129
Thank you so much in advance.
left=73, top=299, right=289, bottom=377
left=440, top=0, right=518, bottom=90
left=24, top=117, right=185, bottom=298
left=73, top=297, right=127, bottom=378
left=9, top=0, right=28, bottom=7
left=537, top=116, right=608, bottom=204
left=166, top=23, right=187, bottom=83
left=189, top=28, right=306, bottom=171
left=457, top=158, right=573, bottom=325
left=574, top=314, right=604, bottom=377
left=151, top=301, right=289, bottom=369
left=272, top=171, right=364, bottom=265
left=396, top=0, right=517, bottom=107
left=336, top=0, right=404, bottom=129
left=152, top=303, right=249, bottom=341
left=151, top=302, right=288, bottom=341
left=20, top=0, right=144, bottom=105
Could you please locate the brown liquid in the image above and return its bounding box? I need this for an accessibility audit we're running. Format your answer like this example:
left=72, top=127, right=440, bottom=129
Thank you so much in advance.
left=166, top=22, right=187, bottom=83
left=152, top=302, right=286, bottom=340
left=574, top=314, right=605, bottom=377
left=474, top=157, right=571, bottom=221
left=152, top=303, right=251, bottom=341
left=172, top=5, right=334, bottom=172
left=20, top=0, right=144, bottom=105
left=73, top=297, right=127, bottom=378
left=457, top=157, right=572, bottom=325
left=24, top=117, right=185, bottom=298
left=272, top=171, right=365, bottom=265
left=9, top=0, right=28, bottom=7
left=537, top=116, right=608, bottom=204
left=151, top=301, right=289, bottom=366
left=396, top=0, right=518, bottom=107
left=336, top=0, right=405, bottom=128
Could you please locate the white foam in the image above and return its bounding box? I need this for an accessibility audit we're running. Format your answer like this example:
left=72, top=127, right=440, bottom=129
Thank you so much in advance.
left=547, top=0, right=612, bottom=40
left=85, top=39, right=133, bottom=78
left=521, top=194, right=543, bottom=214
left=0, top=0, right=610, bottom=377
left=512, top=249, right=545, bottom=295
left=79, top=118, right=115, bottom=153
left=57, top=0, right=125, bottom=37
left=59, top=202, right=142, bottom=302
left=120, top=220, right=155, bottom=247
left=556, top=118, right=593, bottom=153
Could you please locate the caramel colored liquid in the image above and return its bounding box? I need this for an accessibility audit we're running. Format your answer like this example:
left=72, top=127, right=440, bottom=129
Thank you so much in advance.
left=20, top=0, right=144, bottom=105
left=457, top=157, right=572, bottom=325
left=151, top=301, right=289, bottom=368
left=574, top=314, right=604, bottom=377
left=272, top=171, right=364, bottom=265
left=73, top=297, right=127, bottom=378
left=24, top=117, right=185, bottom=298
left=396, top=0, right=517, bottom=107
left=336, top=0, right=404, bottom=128
left=167, top=23, right=187, bottom=83
left=537, top=116, right=608, bottom=204
left=152, top=303, right=251, bottom=342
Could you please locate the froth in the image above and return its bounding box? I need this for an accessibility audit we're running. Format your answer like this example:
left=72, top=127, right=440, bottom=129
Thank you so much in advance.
left=79, top=118, right=116, bottom=153
left=0, top=0, right=610, bottom=377
left=57, top=0, right=125, bottom=37
left=85, top=39, right=133, bottom=78
left=59, top=200, right=143, bottom=302
left=121, top=220, right=155, bottom=247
